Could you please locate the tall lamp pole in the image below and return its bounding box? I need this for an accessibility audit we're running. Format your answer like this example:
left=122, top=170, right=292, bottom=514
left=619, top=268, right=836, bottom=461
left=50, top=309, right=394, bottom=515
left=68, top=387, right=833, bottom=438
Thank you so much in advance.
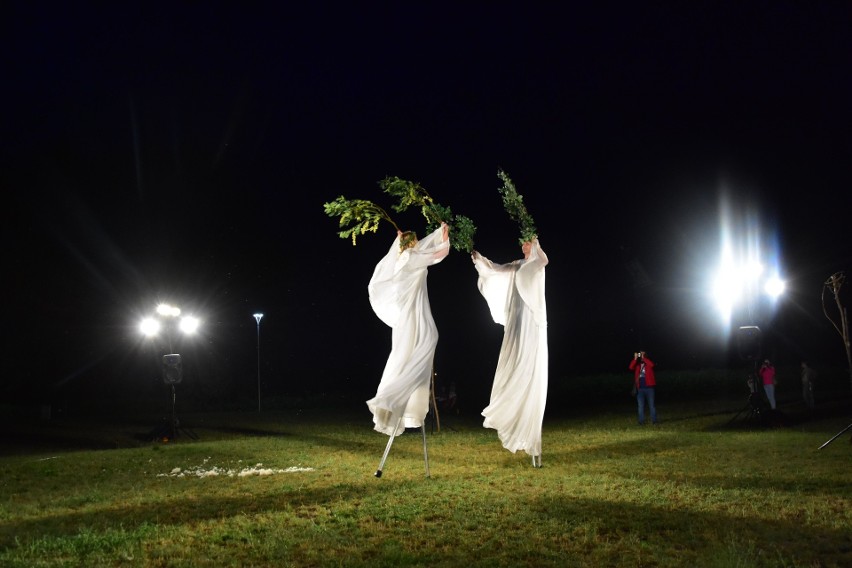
left=253, top=313, right=264, bottom=412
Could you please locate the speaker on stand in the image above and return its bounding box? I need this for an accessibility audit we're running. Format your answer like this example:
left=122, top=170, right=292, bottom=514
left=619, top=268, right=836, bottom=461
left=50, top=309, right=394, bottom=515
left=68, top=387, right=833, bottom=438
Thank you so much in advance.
left=737, top=326, right=762, bottom=361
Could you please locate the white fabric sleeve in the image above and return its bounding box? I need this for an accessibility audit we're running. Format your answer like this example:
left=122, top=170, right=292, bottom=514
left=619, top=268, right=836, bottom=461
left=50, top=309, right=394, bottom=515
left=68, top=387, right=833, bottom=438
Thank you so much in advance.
left=368, top=226, right=449, bottom=328
left=515, top=240, right=548, bottom=327
left=368, top=235, right=404, bottom=328
left=405, top=225, right=450, bottom=269
left=473, top=253, right=515, bottom=326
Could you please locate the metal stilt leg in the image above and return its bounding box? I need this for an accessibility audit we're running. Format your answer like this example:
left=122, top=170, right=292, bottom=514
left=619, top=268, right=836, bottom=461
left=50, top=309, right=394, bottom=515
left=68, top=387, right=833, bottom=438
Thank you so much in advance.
left=374, top=417, right=403, bottom=478
left=421, top=422, right=430, bottom=478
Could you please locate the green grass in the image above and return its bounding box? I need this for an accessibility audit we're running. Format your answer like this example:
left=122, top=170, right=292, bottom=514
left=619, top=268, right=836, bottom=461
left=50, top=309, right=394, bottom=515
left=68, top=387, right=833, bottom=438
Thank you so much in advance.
left=1, top=374, right=851, bottom=567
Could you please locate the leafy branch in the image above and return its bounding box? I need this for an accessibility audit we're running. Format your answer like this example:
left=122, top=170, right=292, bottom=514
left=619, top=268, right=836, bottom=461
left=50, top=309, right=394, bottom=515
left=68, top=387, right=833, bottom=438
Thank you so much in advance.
left=497, top=169, right=538, bottom=244
left=380, top=177, right=436, bottom=219
left=323, top=196, right=401, bottom=246
left=380, top=176, right=477, bottom=253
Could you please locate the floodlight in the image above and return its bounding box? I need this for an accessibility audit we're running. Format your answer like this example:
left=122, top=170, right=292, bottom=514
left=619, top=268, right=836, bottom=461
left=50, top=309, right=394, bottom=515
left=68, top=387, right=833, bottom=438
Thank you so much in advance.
left=711, top=257, right=742, bottom=324
left=744, top=261, right=763, bottom=281
left=712, top=270, right=742, bottom=311
left=709, top=196, right=785, bottom=333
left=157, top=303, right=181, bottom=317
left=179, top=316, right=200, bottom=334
left=764, top=276, right=785, bottom=299
left=140, top=317, right=161, bottom=337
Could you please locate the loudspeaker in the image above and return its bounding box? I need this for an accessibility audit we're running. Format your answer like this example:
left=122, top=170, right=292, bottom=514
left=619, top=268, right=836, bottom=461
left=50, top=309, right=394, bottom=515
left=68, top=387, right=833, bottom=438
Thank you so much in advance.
left=737, top=326, right=762, bottom=361
left=162, top=354, right=183, bottom=384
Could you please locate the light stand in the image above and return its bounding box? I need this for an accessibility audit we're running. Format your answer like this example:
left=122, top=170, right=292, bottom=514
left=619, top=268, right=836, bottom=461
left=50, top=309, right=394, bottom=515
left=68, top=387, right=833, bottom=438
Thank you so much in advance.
left=727, top=326, right=768, bottom=426
left=727, top=362, right=767, bottom=426
left=140, top=303, right=201, bottom=442
left=253, top=313, right=263, bottom=412
left=150, top=354, right=198, bottom=441
left=712, top=254, right=786, bottom=426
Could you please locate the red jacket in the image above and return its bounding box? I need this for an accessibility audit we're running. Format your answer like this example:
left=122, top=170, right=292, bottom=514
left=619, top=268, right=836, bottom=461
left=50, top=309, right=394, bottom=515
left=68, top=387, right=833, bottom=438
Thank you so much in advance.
left=629, top=357, right=656, bottom=388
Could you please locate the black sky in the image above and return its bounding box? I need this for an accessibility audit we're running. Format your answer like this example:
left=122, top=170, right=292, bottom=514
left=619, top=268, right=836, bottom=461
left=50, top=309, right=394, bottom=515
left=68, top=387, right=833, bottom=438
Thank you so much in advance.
left=3, top=2, right=852, bottom=406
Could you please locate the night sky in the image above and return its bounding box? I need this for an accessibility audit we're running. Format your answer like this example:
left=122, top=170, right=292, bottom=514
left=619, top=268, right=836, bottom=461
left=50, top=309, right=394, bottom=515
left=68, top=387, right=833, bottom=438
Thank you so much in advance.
left=4, top=3, right=852, bottom=408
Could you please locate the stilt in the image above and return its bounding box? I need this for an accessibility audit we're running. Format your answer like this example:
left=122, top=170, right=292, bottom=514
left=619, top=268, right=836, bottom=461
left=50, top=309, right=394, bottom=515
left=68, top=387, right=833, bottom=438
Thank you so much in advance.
left=374, top=417, right=403, bottom=478
left=531, top=454, right=542, bottom=468
left=421, top=422, right=430, bottom=478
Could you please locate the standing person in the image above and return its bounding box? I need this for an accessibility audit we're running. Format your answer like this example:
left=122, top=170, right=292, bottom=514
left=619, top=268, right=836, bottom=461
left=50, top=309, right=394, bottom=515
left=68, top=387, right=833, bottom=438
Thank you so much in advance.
left=800, top=361, right=816, bottom=410
left=759, top=359, right=777, bottom=410
left=471, top=238, right=548, bottom=467
left=367, top=223, right=449, bottom=436
left=629, top=351, right=658, bottom=425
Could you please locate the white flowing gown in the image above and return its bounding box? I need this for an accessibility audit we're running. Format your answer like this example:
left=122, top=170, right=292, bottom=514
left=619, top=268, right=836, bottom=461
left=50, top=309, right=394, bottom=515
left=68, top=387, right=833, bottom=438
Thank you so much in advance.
left=367, top=226, right=449, bottom=436
left=473, top=240, right=548, bottom=456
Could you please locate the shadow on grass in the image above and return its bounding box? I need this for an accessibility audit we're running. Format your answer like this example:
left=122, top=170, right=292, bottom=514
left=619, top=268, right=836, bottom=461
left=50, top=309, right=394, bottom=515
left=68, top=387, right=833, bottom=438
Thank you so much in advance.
left=201, top=425, right=296, bottom=438
left=539, top=494, right=852, bottom=565
left=0, top=481, right=382, bottom=549
left=1, top=481, right=850, bottom=566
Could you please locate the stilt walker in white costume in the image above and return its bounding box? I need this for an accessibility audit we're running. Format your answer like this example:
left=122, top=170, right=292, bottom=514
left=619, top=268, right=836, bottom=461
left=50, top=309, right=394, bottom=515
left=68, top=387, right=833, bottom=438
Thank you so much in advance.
left=471, top=170, right=549, bottom=467
left=324, top=178, right=475, bottom=477
left=367, top=223, right=449, bottom=476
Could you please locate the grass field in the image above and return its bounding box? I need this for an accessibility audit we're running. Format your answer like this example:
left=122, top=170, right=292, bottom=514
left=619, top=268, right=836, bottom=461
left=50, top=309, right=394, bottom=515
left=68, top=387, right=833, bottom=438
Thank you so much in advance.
left=1, top=371, right=851, bottom=567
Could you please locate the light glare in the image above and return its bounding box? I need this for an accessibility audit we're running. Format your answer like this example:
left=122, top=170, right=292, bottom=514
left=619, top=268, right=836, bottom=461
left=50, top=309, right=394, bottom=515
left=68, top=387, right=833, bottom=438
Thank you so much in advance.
left=157, top=303, right=181, bottom=317
left=140, top=317, right=160, bottom=336
left=179, top=316, right=200, bottom=334
left=744, top=261, right=763, bottom=281
left=765, top=277, right=785, bottom=298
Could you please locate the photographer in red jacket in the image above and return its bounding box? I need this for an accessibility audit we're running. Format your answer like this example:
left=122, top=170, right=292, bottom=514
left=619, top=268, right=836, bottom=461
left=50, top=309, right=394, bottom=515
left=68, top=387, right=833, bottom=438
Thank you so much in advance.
left=629, top=351, right=658, bottom=425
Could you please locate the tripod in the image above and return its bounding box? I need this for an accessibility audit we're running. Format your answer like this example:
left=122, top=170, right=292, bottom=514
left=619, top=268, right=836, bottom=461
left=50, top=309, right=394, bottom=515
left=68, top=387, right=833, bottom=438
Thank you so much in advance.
left=149, top=354, right=197, bottom=442
left=150, top=384, right=198, bottom=441
left=150, top=384, right=198, bottom=442
left=727, top=375, right=767, bottom=426
left=818, top=422, right=852, bottom=450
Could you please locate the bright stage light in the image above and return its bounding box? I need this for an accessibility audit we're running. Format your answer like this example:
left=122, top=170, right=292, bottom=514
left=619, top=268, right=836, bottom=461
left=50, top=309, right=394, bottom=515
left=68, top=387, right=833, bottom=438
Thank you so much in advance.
left=179, top=316, right=200, bottom=334
left=140, top=317, right=161, bottom=337
left=711, top=260, right=784, bottom=323
left=744, top=261, right=763, bottom=281
left=140, top=304, right=201, bottom=340
left=712, top=272, right=739, bottom=325
left=705, top=191, right=786, bottom=337
left=157, top=303, right=181, bottom=317
left=764, top=276, right=785, bottom=298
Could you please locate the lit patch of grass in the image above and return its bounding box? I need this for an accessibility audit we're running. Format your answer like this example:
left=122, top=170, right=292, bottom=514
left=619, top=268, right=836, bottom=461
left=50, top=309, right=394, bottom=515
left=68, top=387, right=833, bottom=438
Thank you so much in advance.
left=1, top=380, right=851, bottom=566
